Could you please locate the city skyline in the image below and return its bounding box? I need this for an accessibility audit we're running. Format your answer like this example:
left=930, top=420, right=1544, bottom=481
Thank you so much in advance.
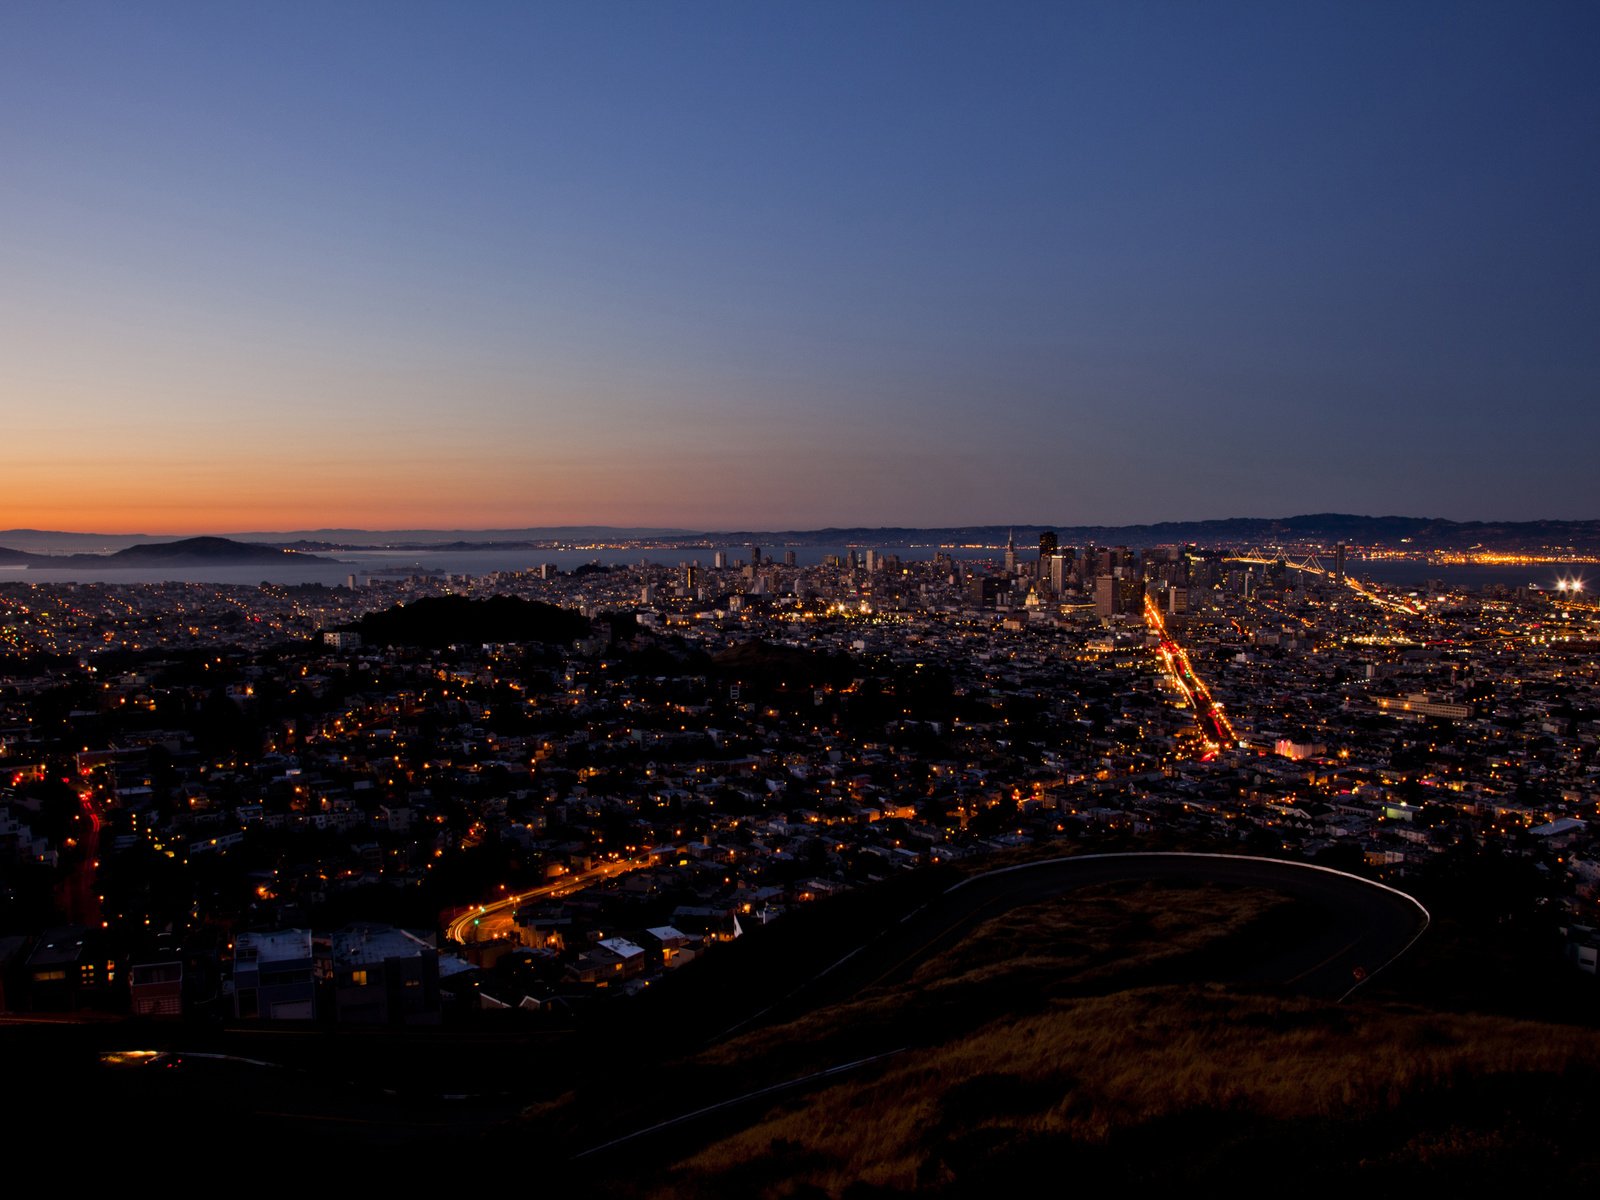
left=4, top=2, right=1598, bottom=533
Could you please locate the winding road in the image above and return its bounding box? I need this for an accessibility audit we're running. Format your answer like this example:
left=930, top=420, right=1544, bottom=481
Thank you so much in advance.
left=579, top=852, right=1431, bottom=1159
left=797, top=852, right=1429, bottom=1012
left=443, top=856, right=650, bottom=944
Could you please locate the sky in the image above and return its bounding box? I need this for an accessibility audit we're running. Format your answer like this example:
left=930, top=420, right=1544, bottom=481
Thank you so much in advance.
left=2, top=1, right=1597, bottom=534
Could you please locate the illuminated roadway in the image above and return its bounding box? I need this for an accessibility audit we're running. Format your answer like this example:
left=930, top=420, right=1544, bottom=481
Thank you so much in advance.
left=1144, top=594, right=1237, bottom=756
left=59, top=784, right=104, bottom=928
left=444, top=856, right=652, bottom=944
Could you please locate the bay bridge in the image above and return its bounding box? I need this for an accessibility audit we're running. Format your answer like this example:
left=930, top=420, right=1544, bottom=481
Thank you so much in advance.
left=1221, top=550, right=1421, bottom=614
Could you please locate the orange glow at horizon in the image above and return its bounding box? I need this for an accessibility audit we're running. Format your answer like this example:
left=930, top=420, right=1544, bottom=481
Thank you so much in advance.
left=0, top=447, right=871, bottom=535
left=1, top=452, right=667, bottom=533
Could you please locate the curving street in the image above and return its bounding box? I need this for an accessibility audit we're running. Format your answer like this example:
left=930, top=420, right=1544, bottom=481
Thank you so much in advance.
left=802, top=852, right=1429, bottom=1010
left=443, top=856, right=651, bottom=944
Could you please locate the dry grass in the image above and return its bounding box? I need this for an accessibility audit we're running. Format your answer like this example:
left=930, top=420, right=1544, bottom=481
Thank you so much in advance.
left=693, top=881, right=1292, bottom=1076
left=662, top=987, right=1600, bottom=1196
left=909, top=879, right=1287, bottom=990
left=542, top=880, right=1600, bottom=1196
left=531, top=881, right=1282, bottom=1159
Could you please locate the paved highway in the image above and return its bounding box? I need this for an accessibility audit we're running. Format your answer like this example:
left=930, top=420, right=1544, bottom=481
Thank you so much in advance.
left=443, top=856, right=651, bottom=944
left=815, top=852, right=1428, bottom=1006
left=722, top=851, right=1429, bottom=1046
left=1145, top=594, right=1237, bottom=754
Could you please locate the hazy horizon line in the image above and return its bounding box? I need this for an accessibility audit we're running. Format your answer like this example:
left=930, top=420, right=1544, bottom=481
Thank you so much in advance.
left=5, top=510, right=1597, bottom=545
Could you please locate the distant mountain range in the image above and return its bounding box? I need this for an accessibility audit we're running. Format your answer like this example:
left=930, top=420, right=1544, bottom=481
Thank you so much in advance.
left=687, top=514, right=1600, bottom=551
left=0, top=537, right=337, bottom=568
left=0, top=526, right=697, bottom=554
left=3, top=515, right=1599, bottom=555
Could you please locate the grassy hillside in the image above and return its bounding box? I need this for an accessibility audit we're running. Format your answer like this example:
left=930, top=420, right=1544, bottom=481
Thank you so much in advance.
left=664, top=989, right=1600, bottom=1195
left=534, top=878, right=1600, bottom=1195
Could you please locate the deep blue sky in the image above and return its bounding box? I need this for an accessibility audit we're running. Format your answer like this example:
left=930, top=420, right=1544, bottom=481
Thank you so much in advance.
left=2, top=2, right=1596, bottom=531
